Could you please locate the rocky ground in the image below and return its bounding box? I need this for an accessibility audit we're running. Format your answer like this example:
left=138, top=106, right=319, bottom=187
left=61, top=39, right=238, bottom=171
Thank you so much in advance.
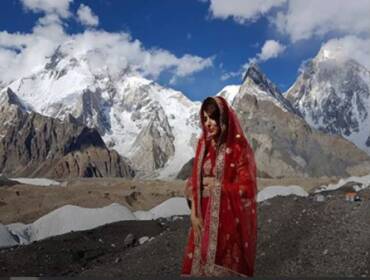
left=0, top=184, right=369, bottom=278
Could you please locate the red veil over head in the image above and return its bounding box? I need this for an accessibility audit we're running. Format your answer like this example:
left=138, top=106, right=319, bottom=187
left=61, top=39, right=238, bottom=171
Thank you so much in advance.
left=181, top=96, right=257, bottom=277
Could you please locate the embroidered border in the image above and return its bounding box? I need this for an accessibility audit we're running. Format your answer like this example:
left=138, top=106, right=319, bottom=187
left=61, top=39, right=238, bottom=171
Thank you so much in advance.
left=204, top=142, right=226, bottom=275
left=190, top=138, right=205, bottom=276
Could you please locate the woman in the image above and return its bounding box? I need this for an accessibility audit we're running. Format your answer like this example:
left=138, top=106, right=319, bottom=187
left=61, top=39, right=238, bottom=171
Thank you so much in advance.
left=181, top=96, right=257, bottom=277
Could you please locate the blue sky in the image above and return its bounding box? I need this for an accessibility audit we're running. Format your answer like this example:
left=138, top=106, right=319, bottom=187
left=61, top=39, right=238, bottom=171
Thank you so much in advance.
left=0, top=0, right=369, bottom=101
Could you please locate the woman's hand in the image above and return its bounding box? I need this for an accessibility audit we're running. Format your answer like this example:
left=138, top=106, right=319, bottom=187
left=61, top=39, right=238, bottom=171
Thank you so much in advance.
left=202, top=176, right=216, bottom=192
left=191, top=212, right=203, bottom=244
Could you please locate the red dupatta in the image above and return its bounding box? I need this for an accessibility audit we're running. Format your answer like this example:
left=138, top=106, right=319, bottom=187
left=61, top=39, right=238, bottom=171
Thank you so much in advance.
left=181, top=96, right=257, bottom=277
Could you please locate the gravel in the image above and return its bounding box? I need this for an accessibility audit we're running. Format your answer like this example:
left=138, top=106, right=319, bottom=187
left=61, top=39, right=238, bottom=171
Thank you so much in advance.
left=0, top=188, right=369, bottom=277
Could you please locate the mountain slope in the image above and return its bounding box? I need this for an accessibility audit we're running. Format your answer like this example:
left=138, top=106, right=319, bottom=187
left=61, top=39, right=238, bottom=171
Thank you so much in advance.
left=6, top=42, right=201, bottom=178
left=219, top=65, right=370, bottom=178
left=285, top=47, right=370, bottom=155
left=0, top=88, right=134, bottom=178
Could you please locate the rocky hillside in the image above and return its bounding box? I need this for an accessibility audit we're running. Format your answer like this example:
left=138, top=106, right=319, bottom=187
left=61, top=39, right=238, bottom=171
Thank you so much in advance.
left=0, top=88, right=134, bottom=178
left=216, top=64, right=370, bottom=178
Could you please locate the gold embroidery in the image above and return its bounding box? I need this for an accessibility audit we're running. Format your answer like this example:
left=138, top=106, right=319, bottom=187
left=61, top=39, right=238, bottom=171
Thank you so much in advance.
left=203, top=140, right=249, bottom=277
left=191, top=138, right=205, bottom=276
left=204, top=143, right=226, bottom=275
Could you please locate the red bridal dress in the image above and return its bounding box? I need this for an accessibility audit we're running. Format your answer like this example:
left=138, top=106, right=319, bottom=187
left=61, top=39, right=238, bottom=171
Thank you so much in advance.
left=181, top=96, right=257, bottom=277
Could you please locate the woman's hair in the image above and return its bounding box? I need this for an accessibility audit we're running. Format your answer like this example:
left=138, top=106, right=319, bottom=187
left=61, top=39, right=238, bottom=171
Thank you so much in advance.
left=201, top=97, right=228, bottom=145
left=202, top=97, right=220, bottom=126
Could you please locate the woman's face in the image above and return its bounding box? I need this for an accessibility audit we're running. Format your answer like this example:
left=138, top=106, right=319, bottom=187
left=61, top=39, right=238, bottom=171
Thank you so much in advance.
left=203, top=111, right=220, bottom=139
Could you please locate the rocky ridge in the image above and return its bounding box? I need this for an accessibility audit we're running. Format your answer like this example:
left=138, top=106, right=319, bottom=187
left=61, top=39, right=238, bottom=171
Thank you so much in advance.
left=0, top=88, right=134, bottom=178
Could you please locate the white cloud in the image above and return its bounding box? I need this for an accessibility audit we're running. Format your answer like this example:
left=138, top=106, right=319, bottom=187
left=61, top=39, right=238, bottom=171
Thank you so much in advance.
left=0, top=23, right=66, bottom=82
left=207, top=0, right=287, bottom=23
left=206, top=0, right=370, bottom=81
left=62, top=31, right=213, bottom=80
left=257, top=40, right=286, bottom=61
left=221, top=70, right=242, bottom=81
left=37, top=13, right=64, bottom=26
left=20, top=0, right=73, bottom=18
left=205, top=0, right=370, bottom=43
left=274, top=0, right=370, bottom=42
left=243, top=40, right=285, bottom=69
left=0, top=14, right=213, bottom=84
left=175, top=54, right=213, bottom=77
left=318, top=36, right=370, bottom=69
left=77, top=4, right=99, bottom=27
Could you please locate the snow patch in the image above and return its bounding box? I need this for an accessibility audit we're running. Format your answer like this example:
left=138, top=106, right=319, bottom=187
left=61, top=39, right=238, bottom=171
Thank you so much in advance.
left=314, top=173, right=370, bottom=193
left=134, top=197, right=190, bottom=220
left=9, top=178, right=61, bottom=186
left=0, top=224, right=18, bottom=249
left=216, top=85, right=240, bottom=105
left=257, top=185, right=309, bottom=202
left=4, top=197, right=190, bottom=247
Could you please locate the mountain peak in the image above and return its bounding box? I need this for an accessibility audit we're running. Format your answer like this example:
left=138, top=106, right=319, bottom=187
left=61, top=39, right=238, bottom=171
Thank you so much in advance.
left=242, top=63, right=281, bottom=95
left=0, top=88, right=30, bottom=112
left=44, top=45, right=67, bottom=71
left=242, top=63, right=263, bottom=83
left=238, top=63, right=300, bottom=115
left=314, top=44, right=361, bottom=66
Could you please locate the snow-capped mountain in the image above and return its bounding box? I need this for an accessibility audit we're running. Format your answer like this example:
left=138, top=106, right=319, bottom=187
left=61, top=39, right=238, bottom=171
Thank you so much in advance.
left=285, top=46, right=370, bottom=155
left=214, top=64, right=370, bottom=178
left=6, top=42, right=201, bottom=178
left=3, top=41, right=370, bottom=179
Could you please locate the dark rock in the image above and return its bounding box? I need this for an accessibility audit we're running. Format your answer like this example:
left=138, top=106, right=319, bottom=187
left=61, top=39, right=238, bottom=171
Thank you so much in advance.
left=176, top=158, right=194, bottom=180
left=0, top=89, right=135, bottom=178
left=123, top=233, right=135, bottom=247
left=0, top=176, right=19, bottom=187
